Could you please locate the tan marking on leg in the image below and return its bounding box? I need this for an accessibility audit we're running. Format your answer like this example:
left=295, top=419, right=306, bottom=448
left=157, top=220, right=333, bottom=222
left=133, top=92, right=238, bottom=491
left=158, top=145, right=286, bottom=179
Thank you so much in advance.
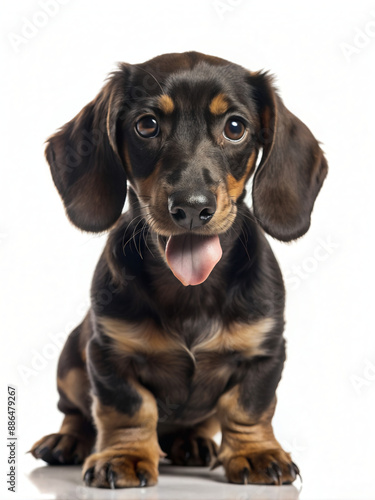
left=92, top=382, right=160, bottom=451
left=227, top=150, right=257, bottom=200
left=83, top=382, right=163, bottom=487
left=195, top=318, right=275, bottom=358
left=57, top=367, right=90, bottom=416
left=218, top=385, right=276, bottom=445
left=216, top=386, right=296, bottom=485
left=209, top=93, right=230, bottom=115
left=158, top=94, right=175, bottom=114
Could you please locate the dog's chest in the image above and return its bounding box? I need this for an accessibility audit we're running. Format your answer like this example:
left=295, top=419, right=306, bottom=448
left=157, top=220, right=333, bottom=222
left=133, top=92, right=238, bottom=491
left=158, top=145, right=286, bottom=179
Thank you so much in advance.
left=101, top=316, right=271, bottom=422
left=137, top=340, right=238, bottom=423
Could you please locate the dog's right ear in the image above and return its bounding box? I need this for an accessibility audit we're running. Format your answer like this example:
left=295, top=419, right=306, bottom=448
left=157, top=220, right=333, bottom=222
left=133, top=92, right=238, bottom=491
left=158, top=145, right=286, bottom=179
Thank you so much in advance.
left=45, top=66, right=129, bottom=232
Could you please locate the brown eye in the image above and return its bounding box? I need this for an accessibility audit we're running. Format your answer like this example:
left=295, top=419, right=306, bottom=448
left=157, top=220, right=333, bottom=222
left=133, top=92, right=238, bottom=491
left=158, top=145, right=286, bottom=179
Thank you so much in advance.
left=135, top=115, right=159, bottom=138
left=223, top=118, right=246, bottom=142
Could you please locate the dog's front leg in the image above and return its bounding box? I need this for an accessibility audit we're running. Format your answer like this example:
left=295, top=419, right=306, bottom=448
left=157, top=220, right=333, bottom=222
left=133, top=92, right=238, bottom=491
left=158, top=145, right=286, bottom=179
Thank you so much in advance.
left=216, top=353, right=300, bottom=485
left=82, top=339, right=162, bottom=488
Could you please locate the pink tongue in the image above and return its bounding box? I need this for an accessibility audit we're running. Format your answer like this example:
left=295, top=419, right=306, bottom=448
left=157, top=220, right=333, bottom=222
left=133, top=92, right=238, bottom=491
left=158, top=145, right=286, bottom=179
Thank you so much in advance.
left=165, top=234, right=222, bottom=286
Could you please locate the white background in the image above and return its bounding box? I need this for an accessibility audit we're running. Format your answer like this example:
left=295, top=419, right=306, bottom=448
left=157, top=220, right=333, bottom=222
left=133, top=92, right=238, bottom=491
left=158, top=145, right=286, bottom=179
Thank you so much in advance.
left=1, top=0, right=375, bottom=499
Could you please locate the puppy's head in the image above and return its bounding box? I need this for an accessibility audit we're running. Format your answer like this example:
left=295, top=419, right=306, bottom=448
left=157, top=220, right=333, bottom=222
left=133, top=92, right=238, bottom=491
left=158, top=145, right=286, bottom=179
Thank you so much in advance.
left=46, top=51, right=327, bottom=286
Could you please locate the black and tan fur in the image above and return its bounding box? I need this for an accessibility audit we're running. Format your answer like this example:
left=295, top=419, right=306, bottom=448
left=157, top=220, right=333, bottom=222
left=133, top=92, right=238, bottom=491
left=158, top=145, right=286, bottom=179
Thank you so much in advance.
left=31, top=51, right=327, bottom=488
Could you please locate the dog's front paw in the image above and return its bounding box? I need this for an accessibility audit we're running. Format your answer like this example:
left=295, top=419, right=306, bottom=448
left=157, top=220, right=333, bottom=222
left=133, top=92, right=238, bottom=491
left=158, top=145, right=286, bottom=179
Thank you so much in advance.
left=222, top=447, right=300, bottom=485
left=83, top=449, right=158, bottom=489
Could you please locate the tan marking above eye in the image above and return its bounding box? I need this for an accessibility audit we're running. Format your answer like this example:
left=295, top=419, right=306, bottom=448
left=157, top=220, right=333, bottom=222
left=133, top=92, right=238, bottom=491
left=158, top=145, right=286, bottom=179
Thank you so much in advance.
left=209, top=93, right=230, bottom=115
left=158, top=94, right=175, bottom=114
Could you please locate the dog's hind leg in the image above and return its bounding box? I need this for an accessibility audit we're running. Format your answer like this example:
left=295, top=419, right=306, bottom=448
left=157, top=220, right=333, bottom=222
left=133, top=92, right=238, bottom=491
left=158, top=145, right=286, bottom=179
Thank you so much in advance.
left=30, top=315, right=96, bottom=464
left=158, top=415, right=220, bottom=466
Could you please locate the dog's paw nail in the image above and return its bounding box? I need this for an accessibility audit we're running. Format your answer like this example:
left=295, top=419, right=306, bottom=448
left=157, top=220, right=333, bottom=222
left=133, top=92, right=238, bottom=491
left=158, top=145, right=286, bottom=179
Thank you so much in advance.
left=35, top=446, right=48, bottom=457
left=107, top=466, right=116, bottom=489
left=84, top=467, right=95, bottom=486
left=292, top=461, right=302, bottom=482
left=292, top=461, right=300, bottom=474
left=271, top=462, right=282, bottom=485
left=288, top=463, right=297, bottom=480
left=266, top=465, right=279, bottom=485
left=241, top=467, right=250, bottom=485
left=54, top=450, right=65, bottom=464
left=137, top=472, right=148, bottom=487
left=210, top=458, right=221, bottom=470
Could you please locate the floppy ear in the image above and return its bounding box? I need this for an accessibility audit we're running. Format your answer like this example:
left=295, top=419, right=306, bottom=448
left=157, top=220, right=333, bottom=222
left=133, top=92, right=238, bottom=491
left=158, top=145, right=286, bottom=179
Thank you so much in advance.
left=45, top=68, right=129, bottom=232
left=249, top=73, right=328, bottom=242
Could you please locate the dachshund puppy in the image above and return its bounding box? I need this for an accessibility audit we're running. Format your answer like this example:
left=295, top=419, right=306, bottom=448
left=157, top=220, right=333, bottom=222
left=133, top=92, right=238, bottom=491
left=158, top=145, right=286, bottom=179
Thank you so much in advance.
left=31, top=51, right=327, bottom=488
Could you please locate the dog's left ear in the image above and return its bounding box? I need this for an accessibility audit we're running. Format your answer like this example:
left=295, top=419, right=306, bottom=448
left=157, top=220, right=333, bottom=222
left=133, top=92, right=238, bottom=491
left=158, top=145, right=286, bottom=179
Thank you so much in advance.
left=248, top=72, right=328, bottom=242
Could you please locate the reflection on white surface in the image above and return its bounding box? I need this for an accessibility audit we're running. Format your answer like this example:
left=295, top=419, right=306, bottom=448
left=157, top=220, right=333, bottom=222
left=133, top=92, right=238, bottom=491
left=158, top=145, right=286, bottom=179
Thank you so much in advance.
left=27, top=462, right=300, bottom=500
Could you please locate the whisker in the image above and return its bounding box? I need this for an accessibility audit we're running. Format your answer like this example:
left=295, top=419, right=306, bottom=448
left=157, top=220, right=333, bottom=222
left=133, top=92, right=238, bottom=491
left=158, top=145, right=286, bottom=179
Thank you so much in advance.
left=143, top=224, right=156, bottom=259
left=133, top=217, right=146, bottom=258
left=132, top=65, right=165, bottom=95
left=231, top=225, right=251, bottom=262
left=123, top=222, right=148, bottom=257
left=122, top=214, right=146, bottom=253
left=121, top=211, right=153, bottom=256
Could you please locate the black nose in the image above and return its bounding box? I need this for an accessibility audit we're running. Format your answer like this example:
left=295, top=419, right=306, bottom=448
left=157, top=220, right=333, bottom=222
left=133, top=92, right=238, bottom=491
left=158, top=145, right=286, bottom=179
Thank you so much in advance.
left=168, top=191, right=216, bottom=230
